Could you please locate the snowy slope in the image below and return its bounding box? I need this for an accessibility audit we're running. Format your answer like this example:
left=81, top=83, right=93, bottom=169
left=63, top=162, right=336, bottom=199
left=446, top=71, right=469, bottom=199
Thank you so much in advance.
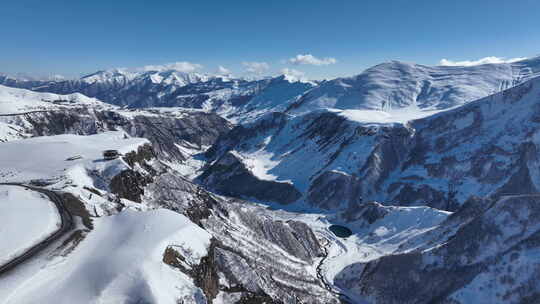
left=0, top=185, right=60, bottom=265
left=0, top=131, right=148, bottom=184
left=0, top=71, right=315, bottom=124
left=287, top=56, right=540, bottom=119
left=339, top=195, right=540, bottom=304
left=219, top=75, right=315, bottom=123
left=203, top=74, right=540, bottom=211
left=322, top=204, right=450, bottom=281
left=391, top=74, right=540, bottom=206
left=3, top=56, right=540, bottom=304
left=0, top=209, right=211, bottom=304
left=0, top=84, right=111, bottom=114
left=266, top=201, right=450, bottom=294
left=201, top=110, right=400, bottom=206
left=0, top=122, right=27, bottom=142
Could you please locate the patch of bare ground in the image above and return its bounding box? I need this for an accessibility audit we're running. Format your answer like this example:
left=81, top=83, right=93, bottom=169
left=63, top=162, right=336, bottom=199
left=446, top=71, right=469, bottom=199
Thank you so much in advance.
left=53, top=229, right=89, bottom=257
left=51, top=193, right=94, bottom=257
left=163, top=240, right=283, bottom=304
left=61, top=192, right=94, bottom=229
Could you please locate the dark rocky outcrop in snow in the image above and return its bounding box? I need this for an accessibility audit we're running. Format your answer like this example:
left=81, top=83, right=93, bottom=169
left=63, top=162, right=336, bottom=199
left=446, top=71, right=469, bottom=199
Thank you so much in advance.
left=109, top=170, right=151, bottom=203
left=109, top=144, right=162, bottom=203
left=307, top=170, right=363, bottom=210
left=199, top=151, right=302, bottom=205
left=201, top=202, right=336, bottom=304
left=144, top=172, right=217, bottom=226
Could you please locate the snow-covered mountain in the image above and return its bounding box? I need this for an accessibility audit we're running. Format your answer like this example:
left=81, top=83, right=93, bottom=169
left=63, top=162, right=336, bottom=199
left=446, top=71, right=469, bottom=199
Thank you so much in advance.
left=287, top=56, right=540, bottom=116
left=201, top=73, right=540, bottom=211
left=3, top=57, right=540, bottom=126
left=0, top=69, right=315, bottom=123
left=336, top=194, right=540, bottom=303
left=0, top=85, right=231, bottom=165
left=4, top=56, right=540, bottom=304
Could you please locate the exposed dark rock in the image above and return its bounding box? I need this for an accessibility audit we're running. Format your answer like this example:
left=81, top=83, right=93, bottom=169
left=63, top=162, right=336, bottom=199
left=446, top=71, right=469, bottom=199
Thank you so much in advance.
left=192, top=239, right=220, bottom=302
left=106, top=144, right=163, bottom=203
left=149, top=174, right=337, bottom=303
left=199, top=151, right=302, bottom=205
left=61, top=192, right=94, bottom=230
left=393, top=183, right=459, bottom=211
left=307, top=170, right=362, bottom=210
left=124, top=112, right=232, bottom=162
left=109, top=170, right=151, bottom=203
left=339, top=201, right=391, bottom=225
left=144, top=173, right=219, bottom=226
left=122, top=143, right=156, bottom=167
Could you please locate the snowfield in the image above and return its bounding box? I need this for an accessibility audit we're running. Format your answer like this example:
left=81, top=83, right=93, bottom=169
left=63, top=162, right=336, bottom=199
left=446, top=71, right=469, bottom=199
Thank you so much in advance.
left=0, top=121, right=26, bottom=142
left=0, top=84, right=111, bottom=115
left=0, top=209, right=211, bottom=304
left=0, top=131, right=149, bottom=184
left=0, top=185, right=60, bottom=265
left=289, top=57, right=540, bottom=116
left=331, top=107, right=446, bottom=125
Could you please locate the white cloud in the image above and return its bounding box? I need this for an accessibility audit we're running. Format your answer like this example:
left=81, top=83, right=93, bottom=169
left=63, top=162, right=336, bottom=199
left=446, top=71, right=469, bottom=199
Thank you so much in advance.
left=242, top=61, right=270, bottom=74
left=281, top=68, right=306, bottom=81
left=217, top=65, right=231, bottom=75
left=288, top=54, right=337, bottom=66
left=140, top=61, right=203, bottom=72
left=439, top=56, right=527, bottom=67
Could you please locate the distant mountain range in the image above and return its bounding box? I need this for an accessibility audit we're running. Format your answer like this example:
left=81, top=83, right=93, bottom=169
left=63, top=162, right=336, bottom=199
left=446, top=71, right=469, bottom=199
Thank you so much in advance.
left=0, top=69, right=315, bottom=123
left=3, top=56, right=540, bottom=123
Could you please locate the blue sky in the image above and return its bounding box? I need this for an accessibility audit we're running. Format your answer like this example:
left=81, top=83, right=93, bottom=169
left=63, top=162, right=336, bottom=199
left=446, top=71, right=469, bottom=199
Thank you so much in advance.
left=1, top=0, right=539, bottom=79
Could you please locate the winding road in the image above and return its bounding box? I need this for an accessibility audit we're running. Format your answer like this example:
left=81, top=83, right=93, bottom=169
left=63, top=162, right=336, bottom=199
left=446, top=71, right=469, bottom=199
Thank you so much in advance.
left=0, top=183, right=73, bottom=276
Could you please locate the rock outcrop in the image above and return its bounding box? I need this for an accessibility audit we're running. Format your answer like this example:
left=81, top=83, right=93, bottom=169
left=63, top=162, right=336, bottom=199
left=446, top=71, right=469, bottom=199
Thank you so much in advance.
left=148, top=173, right=338, bottom=304
left=307, top=170, right=363, bottom=210
left=199, top=151, right=302, bottom=205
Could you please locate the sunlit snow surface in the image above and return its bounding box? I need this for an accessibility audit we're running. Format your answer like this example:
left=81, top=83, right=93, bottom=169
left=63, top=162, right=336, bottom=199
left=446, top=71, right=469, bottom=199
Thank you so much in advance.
left=0, top=185, right=60, bottom=265
left=290, top=58, right=540, bottom=115
left=0, top=209, right=211, bottom=304
left=0, top=131, right=148, bottom=184
left=330, top=107, right=446, bottom=125
left=0, top=84, right=110, bottom=114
